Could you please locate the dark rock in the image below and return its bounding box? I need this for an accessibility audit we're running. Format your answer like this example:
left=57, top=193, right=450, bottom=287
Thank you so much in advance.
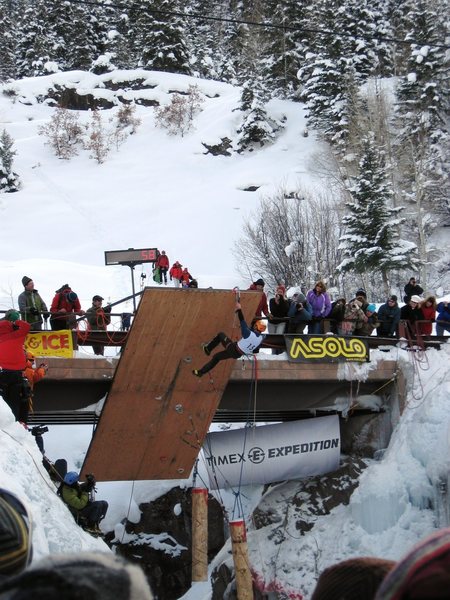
left=202, top=137, right=233, bottom=156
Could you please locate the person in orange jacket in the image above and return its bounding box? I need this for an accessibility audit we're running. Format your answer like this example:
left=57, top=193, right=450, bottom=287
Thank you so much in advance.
left=0, top=310, right=30, bottom=421
left=23, top=351, right=48, bottom=440
left=156, top=250, right=170, bottom=284
left=169, top=261, right=183, bottom=288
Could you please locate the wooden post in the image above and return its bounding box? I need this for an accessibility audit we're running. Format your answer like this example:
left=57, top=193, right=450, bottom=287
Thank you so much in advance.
left=230, top=519, right=253, bottom=600
left=191, top=487, right=208, bottom=582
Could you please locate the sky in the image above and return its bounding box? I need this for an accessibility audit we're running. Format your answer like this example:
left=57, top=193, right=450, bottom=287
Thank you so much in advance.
left=1, top=70, right=449, bottom=599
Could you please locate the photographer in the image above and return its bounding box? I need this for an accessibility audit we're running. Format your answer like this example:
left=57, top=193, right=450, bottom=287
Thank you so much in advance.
left=287, top=293, right=312, bottom=334
left=60, top=472, right=108, bottom=535
left=22, top=351, right=48, bottom=427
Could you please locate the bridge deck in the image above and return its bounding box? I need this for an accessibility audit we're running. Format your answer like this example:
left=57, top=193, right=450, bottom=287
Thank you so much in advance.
left=81, top=288, right=261, bottom=482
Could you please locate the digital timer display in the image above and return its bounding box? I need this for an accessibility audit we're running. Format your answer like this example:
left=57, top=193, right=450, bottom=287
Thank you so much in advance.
left=105, top=248, right=158, bottom=266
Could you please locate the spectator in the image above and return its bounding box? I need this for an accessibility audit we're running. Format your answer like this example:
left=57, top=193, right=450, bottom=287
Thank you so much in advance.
left=192, top=301, right=266, bottom=378
left=376, top=296, right=401, bottom=338
left=155, top=250, right=170, bottom=284
left=358, top=304, right=379, bottom=336
left=419, top=296, right=436, bottom=335
left=400, top=295, right=424, bottom=337
left=329, top=298, right=346, bottom=334
left=169, top=261, right=183, bottom=287
left=0, top=552, right=154, bottom=599
left=180, top=267, right=193, bottom=287
left=18, top=276, right=49, bottom=332
left=306, top=281, right=331, bottom=334
left=85, top=295, right=112, bottom=356
left=60, top=472, right=108, bottom=535
left=436, top=300, right=450, bottom=336
left=403, top=277, right=423, bottom=303
left=287, top=292, right=312, bottom=334
left=21, top=351, right=47, bottom=430
left=268, top=286, right=290, bottom=334
left=188, top=279, right=198, bottom=288
left=0, top=488, right=32, bottom=579
left=49, top=284, right=84, bottom=331
left=247, top=278, right=269, bottom=318
left=0, top=310, right=30, bottom=422
left=375, top=527, right=450, bottom=600
left=337, top=299, right=367, bottom=336
left=311, top=556, right=395, bottom=600
left=121, top=312, right=132, bottom=331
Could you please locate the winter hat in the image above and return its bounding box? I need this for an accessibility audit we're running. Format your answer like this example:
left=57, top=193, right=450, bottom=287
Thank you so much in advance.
left=0, top=490, right=31, bottom=577
left=67, top=292, right=78, bottom=303
left=311, top=557, right=395, bottom=600
left=254, top=278, right=265, bottom=287
left=355, top=288, right=367, bottom=298
left=367, top=304, right=376, bottom=313
left=374, top=527, right=450, bottom=600
left=4, top=309, right=20, bottom=322
left=21, top=276, right=32, bottom=287
left=276, top=285, right=286, bottom=296
left=410, top=295, right=423, bottom=304
left=0, top=552, right=154, bottom=599
left=92, top=295, right=104, bottom=302
left=389, top=295, right=398, bottom=302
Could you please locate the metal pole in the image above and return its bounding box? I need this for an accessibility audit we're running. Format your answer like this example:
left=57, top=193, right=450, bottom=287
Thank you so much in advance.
left=129, top=265, right=137, bottom=312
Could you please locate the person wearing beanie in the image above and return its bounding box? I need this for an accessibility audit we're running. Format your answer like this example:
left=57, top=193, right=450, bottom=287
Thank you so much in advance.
left=0, top=552, right=154, bottom=599
left=247, top=278, right=269, bottom=318
left=0, top=312, right=30, bottom=421
left=17, top=277, right=49, bottom=332
left=337, top=298, right=367, bottom=336
left=311, top=556, right=395, bottom=600
left=375, top=527, right=450, bottom=600
left=403, top=277, right=423, bottom=303
left=169, top=261, right=183, bottom=288
left=0, top=489, right=32, bottom=579
left=377, top=296, right=401, bottom=338
left=268, top=286, right=290, bottom=350
left=419, top=296, right=436, bottom=336
left=49, top=284, right=84, bottom=331
left=436, top=299, right=450, bottom=336
left=400, top=295, right=424, bottom=337
left=357, top=304, right=379, bottom=336
left=192, top=301, right=266, bottom=378
left=86, top=295, right=112, bottom=355
left=287, top=292, right=313, bottom=334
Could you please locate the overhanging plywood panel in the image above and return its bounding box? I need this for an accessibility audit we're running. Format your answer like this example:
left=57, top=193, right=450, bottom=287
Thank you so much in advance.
left=81, top=288, right=261, bottom=481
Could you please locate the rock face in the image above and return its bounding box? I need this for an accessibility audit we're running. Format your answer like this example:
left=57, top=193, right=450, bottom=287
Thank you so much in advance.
left=112, top=486, right=225, bottom=600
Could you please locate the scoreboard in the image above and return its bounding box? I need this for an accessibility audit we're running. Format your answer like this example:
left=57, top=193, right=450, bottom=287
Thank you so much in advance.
left=104, top=248, right=158, bottom=266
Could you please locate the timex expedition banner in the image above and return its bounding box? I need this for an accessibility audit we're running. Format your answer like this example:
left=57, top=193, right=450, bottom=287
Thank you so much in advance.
left=203, top=415, right=340, bottom=490
left=285, top=335, right=369, bottom=362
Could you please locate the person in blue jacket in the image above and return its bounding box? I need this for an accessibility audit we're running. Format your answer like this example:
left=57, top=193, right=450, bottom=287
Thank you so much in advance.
left=376, top=295, right=401, bottom=338
left=192, top=302, right=266, bottom=377
left=436, top=300, right=450, bottom=335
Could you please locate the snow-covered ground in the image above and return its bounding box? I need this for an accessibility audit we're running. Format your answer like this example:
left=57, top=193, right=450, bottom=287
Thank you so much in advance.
left=1, top=70, right=449, bottom=598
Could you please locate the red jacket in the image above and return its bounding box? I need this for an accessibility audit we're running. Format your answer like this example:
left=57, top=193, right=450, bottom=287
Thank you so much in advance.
left=0, top=319, right=30, bottom=370
left=181, top=269, right=192, bottom=284
left=156, top=254, right=169, bottom=269
left=248, top=283, right=269, bottom=317
left=50, top=289, right=82, bottom=314
left=420, top=305, right=435, bottom=335
left=169, top=263, right=183, bottom=280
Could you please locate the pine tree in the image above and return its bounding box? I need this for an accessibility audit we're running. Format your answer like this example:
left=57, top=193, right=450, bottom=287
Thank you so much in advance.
left=130, top=0, right=191, bottom=74
left=0, top=129, right=20, bottom=193
left=0, top=1, right=16, bottom=80
left=338, top=133, right=417, bottom=292
left=185, top=0, right=219, bottom=79
left=15, top=0, right=53, bottom=77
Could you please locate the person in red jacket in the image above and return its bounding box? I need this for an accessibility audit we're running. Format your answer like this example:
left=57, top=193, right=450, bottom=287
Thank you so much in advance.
left=49, top=284, right=84, bottom=330
left=180, top=267, right=193, bottom=287
left=247, top=278, right=269, bottom=318
left=155, top=250, right=170, bottom=285
left=169, top=261, right=183, bottom=288
left=419, top=296, right=436, bottom=335
left=0, top=310, right=30, bottom=421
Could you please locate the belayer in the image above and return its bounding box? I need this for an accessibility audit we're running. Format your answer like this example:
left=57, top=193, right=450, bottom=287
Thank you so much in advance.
left=192, top=301, right=266, bottom=378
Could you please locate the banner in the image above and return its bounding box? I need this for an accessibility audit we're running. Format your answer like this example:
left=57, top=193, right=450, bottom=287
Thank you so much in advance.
left=25, top=330, right=74, bottom=358
left=203, top=415, right=340, bottom=490
left=285, top=335, right=369, bottom=363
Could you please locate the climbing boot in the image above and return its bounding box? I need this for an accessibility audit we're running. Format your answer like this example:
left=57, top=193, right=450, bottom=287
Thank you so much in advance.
left=202, top=343, right=211, bottom=356
left=192, top=369, right=203, bottom=378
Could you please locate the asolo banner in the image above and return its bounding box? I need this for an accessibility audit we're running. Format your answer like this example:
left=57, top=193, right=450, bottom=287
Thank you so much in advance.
left=203, top=415, right=340, bottom=490
left=25, top=330, right=74, bottom=358
left=285, top=335, right=369, bottom=363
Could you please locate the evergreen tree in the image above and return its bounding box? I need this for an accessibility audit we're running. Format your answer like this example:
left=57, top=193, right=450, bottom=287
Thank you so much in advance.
left=185, top=0, right=219, bottom=79
left=130, top=0, right=191, bottom=74
left=15, top=0, right=53, bottom=77
left=0, top=129, right=20, bottom=193
left=338, top=133, right=417, bottom=292
left=0, top=1, right=16, bottom=80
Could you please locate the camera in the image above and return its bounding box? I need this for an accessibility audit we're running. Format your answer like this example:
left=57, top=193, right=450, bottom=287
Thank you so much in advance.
left=297, top=302, right=303, bottom=309
left=31, top=425, right=48, bottom=437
